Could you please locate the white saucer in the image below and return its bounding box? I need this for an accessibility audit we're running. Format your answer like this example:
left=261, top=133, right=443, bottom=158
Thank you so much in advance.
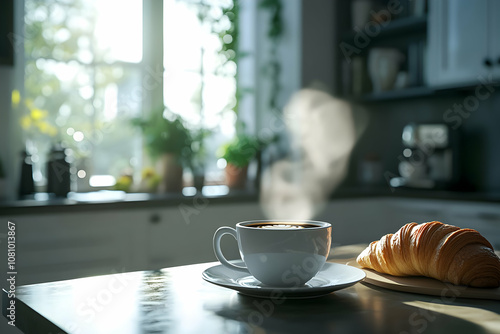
left=202, top=262, right=366, bottom=299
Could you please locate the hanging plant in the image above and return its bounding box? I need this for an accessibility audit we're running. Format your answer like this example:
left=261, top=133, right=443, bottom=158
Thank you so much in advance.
left=217, top=0, right=248, bottom=120
left=259, top=0, right=284, bottom=112
left=219, top=1, right=239, bottom=63
left=260, top=0, right=283, bottom=39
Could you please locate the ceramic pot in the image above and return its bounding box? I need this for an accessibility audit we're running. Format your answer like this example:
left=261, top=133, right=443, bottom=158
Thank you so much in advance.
left=225, top=163, right=248, bottom=189
left=368, top=48, right=404, bottom=92
left=351, top=0, right=373, bottom=28
left=158, top=153, right=183, bottom=193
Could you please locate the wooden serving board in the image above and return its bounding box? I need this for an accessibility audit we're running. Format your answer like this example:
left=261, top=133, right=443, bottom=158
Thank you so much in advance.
left=346, top=260, right=500, bottom=301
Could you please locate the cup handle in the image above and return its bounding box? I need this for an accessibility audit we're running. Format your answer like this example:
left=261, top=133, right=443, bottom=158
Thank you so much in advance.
left=213, top=227, right=248, bottom=272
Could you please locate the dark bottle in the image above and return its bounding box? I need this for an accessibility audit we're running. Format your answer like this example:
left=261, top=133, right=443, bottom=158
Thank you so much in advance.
left=46, top=145, right=71, bottom=197
left=19, top=150, right=35, bottom=198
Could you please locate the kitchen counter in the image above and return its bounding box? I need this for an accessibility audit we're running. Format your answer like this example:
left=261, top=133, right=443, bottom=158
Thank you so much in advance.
left=1, top=185, right=499, bottom=216
left=0, top=186, right=258, bottom=215
left=2, top=245, right=500, bottom=334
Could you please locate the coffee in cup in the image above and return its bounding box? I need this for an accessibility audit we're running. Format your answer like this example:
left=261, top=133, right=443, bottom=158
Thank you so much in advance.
left=213, top=220, right=332, bottom=287
left=246, top=222, right=318, bottom=229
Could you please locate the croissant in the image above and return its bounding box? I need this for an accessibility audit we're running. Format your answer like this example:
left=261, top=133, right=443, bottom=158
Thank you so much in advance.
left=357, top=221, right=500, bottom=288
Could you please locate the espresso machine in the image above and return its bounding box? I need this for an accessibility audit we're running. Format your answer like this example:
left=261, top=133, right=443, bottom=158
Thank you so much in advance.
left=392, top=123, right=459, bottom=189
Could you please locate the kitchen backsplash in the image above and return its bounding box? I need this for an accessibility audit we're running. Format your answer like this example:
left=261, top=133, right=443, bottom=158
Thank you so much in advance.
left=343, top=90, right=500, bottom=192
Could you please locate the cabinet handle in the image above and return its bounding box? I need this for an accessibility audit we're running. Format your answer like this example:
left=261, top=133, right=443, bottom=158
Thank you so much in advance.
left=149, top=213, right=161, bottom=224
left=477, top=212, right=500, bottom=222
left=484, top=58, right=493, bottom=67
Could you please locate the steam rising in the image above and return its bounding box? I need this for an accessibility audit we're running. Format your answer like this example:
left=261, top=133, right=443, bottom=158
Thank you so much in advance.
left=260, top=89, right=360, bottom=220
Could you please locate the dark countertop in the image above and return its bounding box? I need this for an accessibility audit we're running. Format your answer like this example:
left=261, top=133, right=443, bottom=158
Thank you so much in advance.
left=3, top=255, right=500, bottom=334
left=0, top=186, right=259, bottom=215
left=0, top=185, right=499, bottom=216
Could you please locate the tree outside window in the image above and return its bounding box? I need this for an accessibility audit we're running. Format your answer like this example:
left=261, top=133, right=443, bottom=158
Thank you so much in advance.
left=21, top=0, right=238, bottom=192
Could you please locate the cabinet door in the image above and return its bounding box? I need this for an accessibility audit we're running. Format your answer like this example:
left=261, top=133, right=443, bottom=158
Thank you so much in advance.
left=427, top=0, right=489, bottom=87
left=1, top=211, right=140, bottom=285
left=445, top=201, right=500, bottom=250
left=144, top=202, right=265, bottom=270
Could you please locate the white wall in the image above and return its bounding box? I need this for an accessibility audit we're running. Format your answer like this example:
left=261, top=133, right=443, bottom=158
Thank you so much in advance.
left=238, top=0, right=302, bottom=136
left=0, top=0, right=25, bottom=201
left=300, top=0, right=336, bottom=92
left=0, top=66, right=13, bottom=190
left=0, top=5, right=27, bottom=333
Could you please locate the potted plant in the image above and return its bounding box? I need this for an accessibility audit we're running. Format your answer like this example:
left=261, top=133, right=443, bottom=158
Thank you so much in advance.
left=218, top=134, right=260, bottom=189
left=137, top=167, right=161, bottom=193
left=133, top=109, right=192, bottom=193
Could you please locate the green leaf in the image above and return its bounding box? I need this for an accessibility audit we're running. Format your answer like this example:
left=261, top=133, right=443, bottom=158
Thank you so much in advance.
left=218, top=134, right=261, bottom=168
left=131, top=109, right=193, bottom=165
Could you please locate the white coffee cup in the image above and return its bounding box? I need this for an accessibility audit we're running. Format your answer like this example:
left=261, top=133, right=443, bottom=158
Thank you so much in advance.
left=213, top=220, right=332, bottom=287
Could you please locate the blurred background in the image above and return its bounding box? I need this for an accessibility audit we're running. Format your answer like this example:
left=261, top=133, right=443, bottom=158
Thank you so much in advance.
left=0, top=0, right=499, bottom=290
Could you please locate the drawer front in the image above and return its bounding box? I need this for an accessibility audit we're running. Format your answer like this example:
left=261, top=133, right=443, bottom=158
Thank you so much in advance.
left=1, top=211, right=140, bottom=284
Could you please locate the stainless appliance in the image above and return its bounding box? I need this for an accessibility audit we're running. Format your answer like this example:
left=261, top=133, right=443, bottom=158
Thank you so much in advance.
left=391, top=123, right=458, bottom=189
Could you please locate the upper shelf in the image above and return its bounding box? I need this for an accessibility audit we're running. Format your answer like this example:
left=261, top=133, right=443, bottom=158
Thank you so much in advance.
left=340, top=16, right=427, bottom=47
left=345, top=82, right=489, bottom=103
left=347, top=86, right=435, bottom=102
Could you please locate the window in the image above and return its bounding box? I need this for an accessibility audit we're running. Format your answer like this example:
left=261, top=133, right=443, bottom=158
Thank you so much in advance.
left=22, top=0, right=237, bottom=191
left=163, top=0, right=237, bottom=183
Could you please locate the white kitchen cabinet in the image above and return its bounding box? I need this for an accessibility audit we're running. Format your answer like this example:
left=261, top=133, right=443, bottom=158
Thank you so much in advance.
left=427, top=0, right=500, bottom=87
left=0, top=210, right=145, bottom=285
left=0, top=202, right=266, bottom=285
left=143, top=201, right=266, bottom=270
left=1, top=197, right=498, bottom=285
left=444, top=201, right=500, bottom=249
left=319, top=198, right=500, bottom=249
left=317, top=198, right=400, bottom=246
